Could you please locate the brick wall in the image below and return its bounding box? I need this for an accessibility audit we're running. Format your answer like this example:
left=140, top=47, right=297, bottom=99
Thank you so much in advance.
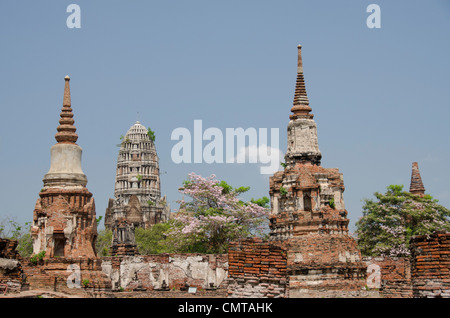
left=227, top=238, right=288, bottom=298
left=287, top=235, right=370, bottom=298
left=0, top=239, right=26, bottom=293
left=410, top=232, right=450, bottom=298
left=22, top=257, right=111, bottom=296
left=101, top=253, right=228, bottom=292
left=363, top=257, right=413, bottom=298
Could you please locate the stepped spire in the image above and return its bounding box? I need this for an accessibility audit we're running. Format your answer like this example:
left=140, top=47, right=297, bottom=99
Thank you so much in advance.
left=290, top=45, right=313, bottom=120
left=409, top=162, right=425, bottom=197
left=55, top=75, right=78, bottom=144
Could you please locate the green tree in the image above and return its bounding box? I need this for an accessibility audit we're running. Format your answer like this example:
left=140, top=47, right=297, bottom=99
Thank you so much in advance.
left=95, top=229, right=112, bottom=257
left=0, top=217, right=33, bottom=257
left=168, top=173, right=269, bottom=254
left=355, top=185, right=450, bottom=257
left=134, top=222, right=175, bottom=254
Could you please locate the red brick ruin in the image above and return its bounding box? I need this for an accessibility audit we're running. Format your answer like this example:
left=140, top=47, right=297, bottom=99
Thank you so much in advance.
left=22, top=76, right=111, bottom=295
left=1, top=48, right=449, bottom=298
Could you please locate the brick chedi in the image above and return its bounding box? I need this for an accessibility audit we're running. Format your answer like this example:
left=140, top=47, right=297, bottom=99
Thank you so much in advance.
left=270, top=45, right=350, bottom=240
left=269, top=45, right=367, bottom=297
left=104, top=121, right=170, bottom=230
left=31, top=76, right=98, bottom=259
left=26, top=76, right=111, bottom=294
left=409, top=162, right=426, bottom=197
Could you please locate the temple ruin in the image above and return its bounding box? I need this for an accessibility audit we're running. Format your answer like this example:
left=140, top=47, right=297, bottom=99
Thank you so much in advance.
left=24, top=76, right=111, bottom=295
left=104, top=121, right=170, bottom=231
left=266, top=45, right=367, bottom=297
left=31, top=76, right=98, bottom=259
left=409, top=161, right=426, bottom=197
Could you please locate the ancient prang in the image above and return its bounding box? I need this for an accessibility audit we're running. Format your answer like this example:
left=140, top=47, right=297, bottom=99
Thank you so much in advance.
left=104, top=121, right=170, bottom=231
left=268, top=45, right=367, bottom=297
left=31, top=76, right=98, bottom=259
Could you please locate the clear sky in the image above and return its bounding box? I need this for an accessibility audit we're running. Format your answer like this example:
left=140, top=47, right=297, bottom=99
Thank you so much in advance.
left=0, top=1, right=449, bottom=232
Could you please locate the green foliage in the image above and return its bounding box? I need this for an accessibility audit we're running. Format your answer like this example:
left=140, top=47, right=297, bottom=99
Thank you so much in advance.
left=95, top=229, right=112, bottom=257
left=96, top=216, right=103, bottom=225
left=280, top=162, right=287, bottom=169
left=147, top=200, right=155, bottom=206
left=30, top=251, right=46, bottom=265
left=82, top=279, right=90, bottom=287
left=0, top=217, right=33, bottom=258
left=280, top=186, right=288, bottom=196
left=355, top=185, right=450, bottom=257
left=147, top=128, right=156, bottom=142
left=137, top=174, right=143, bottom=182
left=134, top=222, right=175, bottom=254
left=250, top=196, right=270, bottom=208
left=329, top=198, right=335, bottom=209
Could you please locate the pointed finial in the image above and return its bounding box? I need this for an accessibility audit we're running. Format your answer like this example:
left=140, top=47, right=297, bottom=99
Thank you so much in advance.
left=409, top=162, right=425, bottom=197
left=297, top=44, right=303, bottom=73
left=63, top=75, right=71, bottom=107
left=55, top=75, right=78, bottom=144
left=290, top=44, right=313, bottom=120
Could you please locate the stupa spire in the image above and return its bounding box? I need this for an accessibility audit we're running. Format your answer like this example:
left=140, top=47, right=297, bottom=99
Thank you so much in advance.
left=409, top=162, right=425, bottom=197
left=290, top=44, right=313, bottom=120
left=55, top=75, right=78, bottom=144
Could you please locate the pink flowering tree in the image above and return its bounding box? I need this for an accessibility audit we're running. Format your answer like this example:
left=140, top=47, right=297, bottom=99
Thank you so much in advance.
left=167, top=173, right=269, bottom=253
left=355, top=185, right=450, bottom=257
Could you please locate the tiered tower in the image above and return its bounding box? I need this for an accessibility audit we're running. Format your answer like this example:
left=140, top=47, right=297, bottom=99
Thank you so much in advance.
left=409, top=162, right=425, bottom=197
left=269, top=45, right=349, bottom=239
left=104, top=121, right=170, bottom=230
left=31, top=76, right=98, bottom=259
left=26, top=76, right=111, bottom=293
left=269, top=45, right=366, bottom=297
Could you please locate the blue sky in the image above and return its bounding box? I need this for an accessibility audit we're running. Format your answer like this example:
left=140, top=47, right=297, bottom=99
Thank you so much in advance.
left=0, top=1, right=449, bottom=232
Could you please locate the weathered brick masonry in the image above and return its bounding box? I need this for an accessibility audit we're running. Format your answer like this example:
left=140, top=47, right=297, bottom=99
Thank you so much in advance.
left=22, top=257, right=111, bottom=296
left=0, top=239, right=27, bottom=293
left=364, top=256, right=413, bottom=298
left=410, top=232, right=450, bottom=297
left=287, top=235, right=368, bottom=298
left=227, top=238, right=288, bottom=298
left=101, top=253, right=228, bottom=292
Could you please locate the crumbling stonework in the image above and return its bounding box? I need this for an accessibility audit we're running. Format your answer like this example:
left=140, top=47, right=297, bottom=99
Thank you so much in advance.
left=410, top=232, right=450, bottom=298
left=409, top=162, right=426, bottom=197
left=269, top=46, right=350, bottom=240
left=22, top=257, right=111, bottom=297
left=266, top=45, right=367, bottom=298
left=31, top=76, right=99, bottom=259
left=110, top=218, right=138, bottom=257
left=287, top=235, right=368, bottom=298
left=0, top=239, right=26, bottom=293
left=24, top=76, right=112, bottom=295
left=364, top=256, right=413, bottom=298
left=101, top=254, right=228, bottom=292
left=227, top=238, right=288, bottom=298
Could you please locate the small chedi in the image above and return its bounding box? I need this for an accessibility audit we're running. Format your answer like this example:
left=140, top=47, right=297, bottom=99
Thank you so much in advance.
left=109, top=218, right=138, bottom=257
left=268, top=45, right=367, bottom=297
left=409, top=161, right=426, bottom=197
left=104, top=121, right=170, bottom=231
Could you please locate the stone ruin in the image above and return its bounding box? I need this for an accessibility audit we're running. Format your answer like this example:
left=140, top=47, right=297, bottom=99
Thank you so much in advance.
left=23, top=76, right=111, bottom=296
left=264, top=45, right=367, bottom=297
left=110, top=218, right=138, bottom=257
left=104, top=121, right=171, bottom=231
left=1, top=49, right=449, bottom=298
